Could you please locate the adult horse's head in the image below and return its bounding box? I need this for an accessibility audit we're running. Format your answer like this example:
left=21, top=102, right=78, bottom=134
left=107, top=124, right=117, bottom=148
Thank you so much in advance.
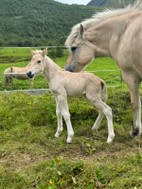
left=27, top=48, right=47, bottom=78
left=65, top=24, right=95, bottom=72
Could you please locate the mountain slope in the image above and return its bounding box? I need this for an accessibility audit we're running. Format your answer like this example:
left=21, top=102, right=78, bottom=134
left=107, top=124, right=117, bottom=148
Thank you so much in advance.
left=0, top=0, right=99, bottom=47
left=87, top=0, right=107, bottom=6
left=87, top=0, right=135, bottom=8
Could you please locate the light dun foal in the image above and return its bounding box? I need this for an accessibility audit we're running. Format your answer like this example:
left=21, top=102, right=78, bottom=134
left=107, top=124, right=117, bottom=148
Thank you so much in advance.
left=27, top=48, right=115, bottom=143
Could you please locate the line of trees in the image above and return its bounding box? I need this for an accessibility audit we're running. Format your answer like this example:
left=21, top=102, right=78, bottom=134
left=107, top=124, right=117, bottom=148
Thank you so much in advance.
left=0, top=0, right=98, bottom=47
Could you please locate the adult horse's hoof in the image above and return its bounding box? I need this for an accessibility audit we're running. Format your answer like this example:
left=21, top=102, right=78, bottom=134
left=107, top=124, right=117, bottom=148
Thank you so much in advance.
left=130, top=127, right=140, bottom=138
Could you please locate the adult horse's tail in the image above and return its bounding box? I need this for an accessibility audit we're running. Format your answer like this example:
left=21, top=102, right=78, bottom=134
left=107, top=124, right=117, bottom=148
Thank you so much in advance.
left=100, top=79, right=107, bottom=102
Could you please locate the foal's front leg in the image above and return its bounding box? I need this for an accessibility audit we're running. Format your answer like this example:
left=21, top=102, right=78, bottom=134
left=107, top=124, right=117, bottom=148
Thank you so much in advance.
left=57, top=95, right=74, bottom=143
left=30, top=78, right=34, bottom=87
left=55, top=99, right=63, bottom=138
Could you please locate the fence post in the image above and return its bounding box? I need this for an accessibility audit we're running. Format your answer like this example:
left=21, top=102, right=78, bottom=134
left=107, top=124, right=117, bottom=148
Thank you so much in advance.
left=10, top=67, right=13, bottom=88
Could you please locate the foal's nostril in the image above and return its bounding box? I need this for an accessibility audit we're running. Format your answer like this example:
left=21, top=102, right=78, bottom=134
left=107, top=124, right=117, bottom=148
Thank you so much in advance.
left=27, top=71, right=33, bottom=78
left=27, top=71, right=30, bottom=77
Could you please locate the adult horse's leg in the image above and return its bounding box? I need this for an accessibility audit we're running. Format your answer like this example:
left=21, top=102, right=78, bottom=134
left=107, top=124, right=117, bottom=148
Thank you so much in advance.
left=56, top=95, right=74, bottom=143
left=122, top=71, right=141, bottom=137
left=55, top=98, right=63, bottom=137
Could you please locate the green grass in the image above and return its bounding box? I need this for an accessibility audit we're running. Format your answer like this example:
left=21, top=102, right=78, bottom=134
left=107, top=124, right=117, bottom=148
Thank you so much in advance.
left=0, top=48, right=31, bottom=63
left=0, top=88, right=142, bottom=188
left=85, top=57, right=123, bottom=87
left=0, top=48, right=142, bottom=188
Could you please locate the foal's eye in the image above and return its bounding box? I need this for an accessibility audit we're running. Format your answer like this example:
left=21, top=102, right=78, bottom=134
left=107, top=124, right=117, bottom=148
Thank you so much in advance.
left=37, top=60, right=41, bottom=64
left=71, top=47, right=77, bottom=52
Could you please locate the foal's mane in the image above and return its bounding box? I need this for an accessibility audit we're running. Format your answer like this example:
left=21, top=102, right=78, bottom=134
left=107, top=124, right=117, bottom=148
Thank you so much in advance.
left=65, top=0, right=142, bottom=47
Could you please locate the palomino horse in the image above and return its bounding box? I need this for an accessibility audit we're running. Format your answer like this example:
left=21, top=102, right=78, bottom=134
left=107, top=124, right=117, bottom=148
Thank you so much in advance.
left=4, top=61, right=39, bottom=87
left=26, top=48, right=115, bottom=143
left=65, top=1, right=142, bottom=138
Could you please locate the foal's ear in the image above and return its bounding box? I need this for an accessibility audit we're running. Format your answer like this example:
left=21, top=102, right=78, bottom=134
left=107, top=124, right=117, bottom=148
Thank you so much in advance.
left=30, top=49, right=35, bottom=55
left=42, top=47, right=47, bottom=57
left=80, top=24, right=84, bottom=37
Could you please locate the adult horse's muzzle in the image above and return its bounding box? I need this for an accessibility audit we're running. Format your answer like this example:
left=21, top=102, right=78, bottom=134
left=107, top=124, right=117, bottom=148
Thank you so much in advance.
left=64, top=65, right=75, bottom=72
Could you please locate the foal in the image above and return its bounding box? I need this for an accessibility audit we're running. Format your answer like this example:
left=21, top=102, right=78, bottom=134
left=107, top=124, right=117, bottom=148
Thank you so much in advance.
left=27, top=48, right=115, bottom=143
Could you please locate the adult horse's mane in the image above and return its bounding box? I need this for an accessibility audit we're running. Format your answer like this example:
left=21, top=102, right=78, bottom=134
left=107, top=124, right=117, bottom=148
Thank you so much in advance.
left=65, top=0, right=142, bottom=48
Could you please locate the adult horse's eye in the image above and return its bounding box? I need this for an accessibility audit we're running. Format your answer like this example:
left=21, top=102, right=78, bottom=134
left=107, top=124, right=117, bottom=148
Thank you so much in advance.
left=71, top=47, right=77, bottom=52
left=37, top=60, right=41, bottom=64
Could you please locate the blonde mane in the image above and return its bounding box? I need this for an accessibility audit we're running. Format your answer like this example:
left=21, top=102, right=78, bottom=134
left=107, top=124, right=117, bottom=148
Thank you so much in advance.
left=65, top=0, right=142, bottom=47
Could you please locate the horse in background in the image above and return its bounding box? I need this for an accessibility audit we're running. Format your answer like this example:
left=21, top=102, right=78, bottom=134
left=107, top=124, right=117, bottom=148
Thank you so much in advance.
left=65, top=0, right=142, bottom=138
left=26, top=48, right=115, bottom=143
left=4, top=51, right=41, bottom=87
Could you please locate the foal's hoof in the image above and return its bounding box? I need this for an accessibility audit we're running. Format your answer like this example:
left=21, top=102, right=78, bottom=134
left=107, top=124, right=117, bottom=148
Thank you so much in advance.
left=107, top=138, right=113, bottom=143
left=92, top=126, right=99, bottom=131
left=130, top=128, right=140, bottom=138
left=67, top=137, right=72, bottom=143
left=107, top=134, right=115, bottom=143
left=55, top=133, right=60, bottom=138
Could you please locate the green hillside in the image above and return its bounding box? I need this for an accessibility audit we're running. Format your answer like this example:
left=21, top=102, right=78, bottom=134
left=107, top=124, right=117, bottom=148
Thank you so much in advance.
left=0, top=0, right=99, bottom=47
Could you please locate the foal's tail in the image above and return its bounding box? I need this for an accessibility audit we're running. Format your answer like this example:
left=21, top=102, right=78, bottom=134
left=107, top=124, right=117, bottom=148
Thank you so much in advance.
left=100, top=79, right=107, bottom=102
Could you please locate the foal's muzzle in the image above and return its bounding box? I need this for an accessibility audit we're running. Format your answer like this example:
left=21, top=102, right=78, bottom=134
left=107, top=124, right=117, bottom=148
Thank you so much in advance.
left=27, top=71, right=34, bottom=78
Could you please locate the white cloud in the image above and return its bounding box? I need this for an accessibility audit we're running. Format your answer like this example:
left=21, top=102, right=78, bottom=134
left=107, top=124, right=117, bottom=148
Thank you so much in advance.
left=54, top=0, right=89, bottom=5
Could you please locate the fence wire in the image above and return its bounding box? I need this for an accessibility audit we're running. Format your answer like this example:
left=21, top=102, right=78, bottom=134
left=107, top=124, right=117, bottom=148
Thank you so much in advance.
left=0, top=46, right=123, bottom=94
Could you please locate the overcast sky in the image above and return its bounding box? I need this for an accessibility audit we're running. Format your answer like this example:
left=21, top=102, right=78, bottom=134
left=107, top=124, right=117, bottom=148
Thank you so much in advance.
left=54, top=0, right=90, bottom=5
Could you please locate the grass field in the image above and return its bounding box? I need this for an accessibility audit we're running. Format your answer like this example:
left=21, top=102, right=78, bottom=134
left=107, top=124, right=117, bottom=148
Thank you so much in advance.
left=0, top=48, right=142, bottom=189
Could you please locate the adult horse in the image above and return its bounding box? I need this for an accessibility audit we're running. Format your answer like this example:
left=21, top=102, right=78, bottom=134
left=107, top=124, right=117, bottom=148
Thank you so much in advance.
left=65, top=1, right=142, bottom=138
left=4, top=54, right=40, bottom=87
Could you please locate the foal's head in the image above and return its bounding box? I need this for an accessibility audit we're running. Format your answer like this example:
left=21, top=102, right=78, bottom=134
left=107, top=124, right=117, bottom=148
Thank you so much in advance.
left=27, top=48, right=47, bottom=78
left=65, top=25, right=95, bottom=72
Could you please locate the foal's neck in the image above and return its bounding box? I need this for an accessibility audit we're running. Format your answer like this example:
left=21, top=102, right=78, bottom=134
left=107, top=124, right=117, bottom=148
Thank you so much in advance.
left=44, top=56, right=62, bottom=81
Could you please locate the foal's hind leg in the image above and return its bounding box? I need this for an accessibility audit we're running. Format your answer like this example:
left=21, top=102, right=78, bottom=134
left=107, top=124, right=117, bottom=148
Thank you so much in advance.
left=55, top=98, right=63, bottom=138
left=87, top=96, right=115, bottom=143
left=94, top=99, right=114, bottom=143
left=92, top=111, right=104, bottom=130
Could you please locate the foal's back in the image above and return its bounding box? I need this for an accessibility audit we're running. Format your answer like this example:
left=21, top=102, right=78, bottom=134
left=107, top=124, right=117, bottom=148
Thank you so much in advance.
left=60, top=70, right=103, bottom=97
